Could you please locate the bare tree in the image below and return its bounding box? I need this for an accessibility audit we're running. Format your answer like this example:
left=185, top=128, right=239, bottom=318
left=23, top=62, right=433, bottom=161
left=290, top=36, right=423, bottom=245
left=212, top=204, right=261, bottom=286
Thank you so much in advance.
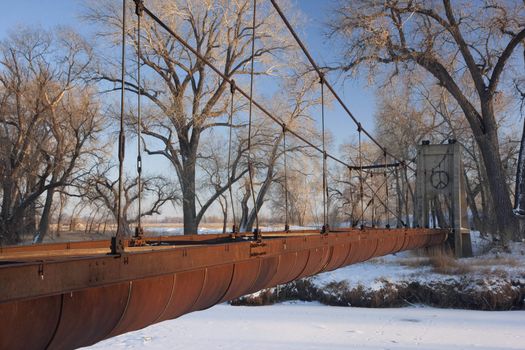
left=270, top=153, right=322, bottom=227
left=82, top=164, right=179, bottom=235
left=238, top=74, right=321, bottom=231
left=334, top=139, right=396, bottom=227
left=330, top=0, right=525, bottom=240
left=375, top=76, right=519, bottom=237
left=0, top=27, right=103, bottom=244
left=86, top=0, right=296, bottom=234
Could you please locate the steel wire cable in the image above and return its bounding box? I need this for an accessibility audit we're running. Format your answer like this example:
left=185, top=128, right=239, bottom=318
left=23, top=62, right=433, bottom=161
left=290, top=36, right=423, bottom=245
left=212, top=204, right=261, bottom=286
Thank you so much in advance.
left=113, top=0, right=127, bottom=254
left=371, top=186, right=375, bottom=227
left=138, top=4, right=392, bottom=174
left=135, top=0, right=143, bottom=237
left=268, top=0, right=415, bottom=173
left=358, top=124, right=364, bottom=227
left=363, top=176, right=406, bottom=227
left=135, top=3, right=408, bottom=235
left=227, top=81, right=238, bottom=233
left=321, top=78, right=328, bottom=233
left=282, top=123, right=289, bottom=232
left=384, top=150, right=390, bottom=228
left=355, top=171, right=406, bottom=227
left=404, top=163, right=410, bottom=227
left=248, top=0, right=260, bottom=236
left=353, top=162, right=407, bottom=228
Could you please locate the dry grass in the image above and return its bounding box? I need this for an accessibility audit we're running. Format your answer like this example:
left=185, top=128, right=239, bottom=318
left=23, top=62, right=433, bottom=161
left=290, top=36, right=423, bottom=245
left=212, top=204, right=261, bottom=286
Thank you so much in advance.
left=429, top=253, right=473, bottom=275
left=396, top=245, right=523, bottom=276
left=474, top=257, right=521, bottom=267
left=397, top=257, right=433, bottom=268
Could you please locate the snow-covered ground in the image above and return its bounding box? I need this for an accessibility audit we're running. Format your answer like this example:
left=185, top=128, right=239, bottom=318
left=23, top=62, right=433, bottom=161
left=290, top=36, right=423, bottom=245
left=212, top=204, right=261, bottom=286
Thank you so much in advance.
left=84, top=302, right=524, bottom=350
left=313, top=231, right=525, bottom=291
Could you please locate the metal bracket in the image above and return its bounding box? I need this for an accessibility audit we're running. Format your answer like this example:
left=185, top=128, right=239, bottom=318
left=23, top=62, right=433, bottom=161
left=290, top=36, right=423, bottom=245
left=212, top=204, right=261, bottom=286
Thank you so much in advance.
left=129, top=226, right=146, bottom=247
left=134, top=0, right=144, bottom=16
left=250, top=241, right=267, bottom=257
left=110, top=236, right=125, bottom=255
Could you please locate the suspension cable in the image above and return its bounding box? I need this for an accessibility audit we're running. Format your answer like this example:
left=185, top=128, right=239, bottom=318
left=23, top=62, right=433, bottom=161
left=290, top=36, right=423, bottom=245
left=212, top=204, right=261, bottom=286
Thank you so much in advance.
left=371, top=172, right=375, bottom=227
left=248, top=0, right=260, bottom=239
left=352, top=168, right=406, bottom=227
left=112, top=0, right=127, bottom=255
left=403, top=162, right=410, bottom=227
left=134, top=2, right=406, bottom=235
left=135, top=0, right=144, bottom=240
left=268, top=0, right=415, bottom=172
left=135, top=2, right=406, bottom=239
left=321, top=77, right=328, bottom=234
left=394, top=166, right=401, bottom=228
left=227, top=80, right=237, bottom=234
left=138, top=5, right=395, bottom=175
left=358, top=123, right=364, bottom=228
left=353, top=144, right=404, bottom=227
left=347, top=166, right=354, bottom=225
left=383, top=151, right=390, bottom=228
left=282, top=122, right=289, bottom=232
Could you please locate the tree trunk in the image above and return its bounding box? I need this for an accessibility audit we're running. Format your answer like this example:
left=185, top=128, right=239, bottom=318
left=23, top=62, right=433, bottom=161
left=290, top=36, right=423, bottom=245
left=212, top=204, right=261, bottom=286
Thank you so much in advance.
left=35, top=188, right=55, bottom=243
left=476, top=130, right=518, bottom=240
left=55, top=194, right=66, bottom=237
left=401, top=167, right=411, bottom=227
left=239, top=180, right=251, bottom=231
left=219, top=197, right=228, bottom=234
left=463, top=170, right=483, bottom=232
left=182, top=185, right=198, bottom=235
left=0, top=221, right=18, bottom=245
left=25, top=202, right=37, bottom=241
left=246, top=184, right=269, bottom=232
left=473, top=149, right=497, bottom=235
left=513, top=118, right=525, bottom=220
left=1, top=180, right=14, bottom=243
left=245, top=170, right=275, bottom=231
left=394, top=168, right=404, bottom=227
left=178, top=132, right=200, bottom=235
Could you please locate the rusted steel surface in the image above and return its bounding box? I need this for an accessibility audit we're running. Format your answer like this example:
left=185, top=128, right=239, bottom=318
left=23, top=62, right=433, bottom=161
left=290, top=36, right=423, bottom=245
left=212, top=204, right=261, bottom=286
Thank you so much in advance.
left=219, top=259, right=260, bottom=303
left=192, top=264, right=234, bottom=311
left=155, top=269, right=205, bottom=322
left=107, top=275, right=174, bottom=337
left=324, top=243, right=350, bottom=271
left=282, top=250, right=310, bottom=283
left=48, top=282, right=131, bottom=349
left=267, top=252, right=297, bottom=286
left=0, top=228, right=447, bottom=350
left=0, top=295, right=61, bottom=350
left=247, top=255, right=280, bottom=294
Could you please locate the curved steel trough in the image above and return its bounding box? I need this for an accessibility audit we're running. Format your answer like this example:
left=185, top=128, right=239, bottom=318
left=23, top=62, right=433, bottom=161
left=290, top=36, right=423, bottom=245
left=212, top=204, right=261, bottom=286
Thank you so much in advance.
left=0, top=228, right=447, bottom=349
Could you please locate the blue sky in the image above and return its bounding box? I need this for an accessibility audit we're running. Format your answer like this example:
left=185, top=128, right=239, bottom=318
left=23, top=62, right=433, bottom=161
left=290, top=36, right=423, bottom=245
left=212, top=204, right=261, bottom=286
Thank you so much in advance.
left=0, top=0, right=378, bottom=142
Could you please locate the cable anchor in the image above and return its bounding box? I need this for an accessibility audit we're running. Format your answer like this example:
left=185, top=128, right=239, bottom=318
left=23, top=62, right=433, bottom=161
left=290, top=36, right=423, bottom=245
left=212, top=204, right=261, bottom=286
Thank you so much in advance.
left=253, top=228, right=262, bottom=243
left=134, top=0, right=144, bottom=16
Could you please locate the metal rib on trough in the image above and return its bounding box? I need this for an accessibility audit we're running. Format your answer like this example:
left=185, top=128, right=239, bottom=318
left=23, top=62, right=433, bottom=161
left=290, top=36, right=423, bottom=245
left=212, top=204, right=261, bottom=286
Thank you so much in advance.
left=0, top=228, right=447, bottom=350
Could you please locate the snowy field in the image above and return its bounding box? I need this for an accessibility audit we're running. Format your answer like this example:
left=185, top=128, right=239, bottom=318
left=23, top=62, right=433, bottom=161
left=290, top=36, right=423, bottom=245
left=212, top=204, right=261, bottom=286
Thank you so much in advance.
left=84, top=302, right=524, bottom=350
